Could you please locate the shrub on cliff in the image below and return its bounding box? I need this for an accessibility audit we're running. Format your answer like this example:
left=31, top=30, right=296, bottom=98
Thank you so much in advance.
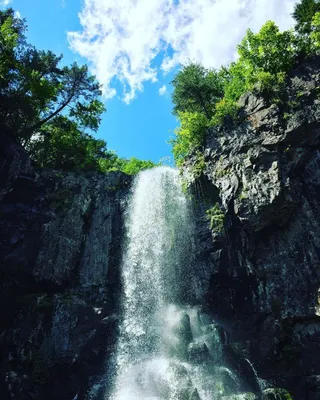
left=170, top=21, right=296, bottom=166
left=170, top=0, right=320, bottom=167
left=311, top=12, right=320, bottom=48
left=98, top=155, right=158, bottom=175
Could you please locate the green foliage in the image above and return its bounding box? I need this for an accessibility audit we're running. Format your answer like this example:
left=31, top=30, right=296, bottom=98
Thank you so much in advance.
left=171, top=63, right=224, bottom=119
left=215, top=156, right=230, bottom=178
left=169, top=111, right=209, bottom=166
left=283, top=112, right=292, bottom=120
left=211, top=98, right=239, bottom=126
left=206, top=204, right=225, bottom=233
left=293, top=0, right=320, bottom=35
left=28, top=116, right=107, bottom=172
left=220, top=61, right=252, bottom=103
left=180, top=179, right=189, bottom=195
left=0, top=9, right=105, bottom=139
left=264, top=389, right=293, bottom=400
left=292, top=0, right=320, bottom=55
left=222, top=21, right=294, bottom=105
left=99, top=154, right=158, bottom=175
left=170, top=20, right=299, bottom=167
left=113, top=157, right=159, bottom=175
left=311, top=11, right=320, bottom=48
left=28, top=116, right=158, bottom=175
left=237, top=22, right=296, bottom=76
left=191, top=151, right=206, bottom=179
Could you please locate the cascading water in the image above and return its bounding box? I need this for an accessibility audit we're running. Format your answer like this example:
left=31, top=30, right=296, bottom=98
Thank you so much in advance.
left=109, top=167, right=239, bottom=400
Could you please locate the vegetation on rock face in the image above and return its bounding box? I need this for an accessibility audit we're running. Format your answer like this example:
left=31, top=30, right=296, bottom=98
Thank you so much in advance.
left=206, top=204, right=225, bottom=233
left=0, top=8, right=157, bottom=175
left=170, top=0, right=320, bottom=167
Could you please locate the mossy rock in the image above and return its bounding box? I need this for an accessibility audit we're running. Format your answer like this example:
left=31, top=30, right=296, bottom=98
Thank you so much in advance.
left=262, top=388, right=292, bottom=400
left=206, top=203, right=225, bottom=233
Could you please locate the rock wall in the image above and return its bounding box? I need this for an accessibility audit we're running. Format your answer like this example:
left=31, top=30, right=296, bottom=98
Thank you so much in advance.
left=0, top=139, right=131, bottom=400
left=184, top=56, right=320, bottom=399
left=2, top=56, right=320, bottom=400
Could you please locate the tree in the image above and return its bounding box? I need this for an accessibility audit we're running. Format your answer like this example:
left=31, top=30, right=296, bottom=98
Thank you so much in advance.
left=311, top=12, right=320, bottom=48
left=171, top=63, right=224, bottom=119
left=27, top=63, right=105, bottom=134
left=0, top=9, right=105, bottom=140
left=220, top=21, right=295, bottom=106
left=27, top=116, right=108, bottom=171
left=293, top=0, right=320, bottom=35
left=169, top=111, right=209, bottom=166
left=237, top=21, right=296, bottom=77
left=29, top=118, right=159, bottom=174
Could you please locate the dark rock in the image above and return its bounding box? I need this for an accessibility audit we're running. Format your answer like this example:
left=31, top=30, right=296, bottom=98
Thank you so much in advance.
left=0, top=139, right=131, bottom=400
left=188, top=342, right=211, bottom=363
left=183, top=56, right=320, bottom=399
left=261, top=388, right=292, bottom=399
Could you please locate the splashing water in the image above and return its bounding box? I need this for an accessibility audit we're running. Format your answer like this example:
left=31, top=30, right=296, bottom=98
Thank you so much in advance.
left=109, top=167, right=236, bottom=400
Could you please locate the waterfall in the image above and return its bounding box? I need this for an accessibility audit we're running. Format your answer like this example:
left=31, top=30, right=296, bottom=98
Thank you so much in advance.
left=109, top=167, right=238, bottom=400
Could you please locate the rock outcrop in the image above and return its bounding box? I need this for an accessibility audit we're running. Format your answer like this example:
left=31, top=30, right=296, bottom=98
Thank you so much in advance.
left=184, top=55, right=320, bottom=399
left=0, top=139, right=131, bottom=399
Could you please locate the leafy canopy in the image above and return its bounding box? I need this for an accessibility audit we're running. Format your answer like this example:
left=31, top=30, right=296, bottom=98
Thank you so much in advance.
left=0, top=9, right=105, bottom=139
left=311, top=11, right=320, bottom=48
left=171, top=63, right=224, bottom=119
left=27, top=116, right=108, bottom=172
left=293, top=0, right=320, bottom=35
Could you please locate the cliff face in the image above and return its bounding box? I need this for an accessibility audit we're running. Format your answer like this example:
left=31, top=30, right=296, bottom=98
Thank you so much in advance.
left=184, top=55, right=320, bottom=399
left=2, top=56, right=320, bottom=400
left=0, top=140, right=131, bottom=400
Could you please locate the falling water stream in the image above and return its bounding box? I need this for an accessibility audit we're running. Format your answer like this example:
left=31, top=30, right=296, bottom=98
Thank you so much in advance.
left=109, top=167, right=239, bottom=400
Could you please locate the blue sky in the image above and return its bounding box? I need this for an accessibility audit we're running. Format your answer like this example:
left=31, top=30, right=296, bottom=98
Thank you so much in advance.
left=3, top=0, right=297, bottom=163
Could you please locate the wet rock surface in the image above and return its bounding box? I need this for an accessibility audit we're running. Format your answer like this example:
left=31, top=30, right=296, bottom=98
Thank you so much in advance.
left=184, top=56, right=320, bottom=399
left=0, top=139, right=131, bottom=399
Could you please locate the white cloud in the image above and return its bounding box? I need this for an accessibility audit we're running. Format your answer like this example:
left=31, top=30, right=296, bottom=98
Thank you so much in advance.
left=0, top=0, right=12, bottom=6
left=14, top=11, right=21, bottom=19
left=159, top=85, right=167, bottom=96
left=68, top=0, right=297, bottom=103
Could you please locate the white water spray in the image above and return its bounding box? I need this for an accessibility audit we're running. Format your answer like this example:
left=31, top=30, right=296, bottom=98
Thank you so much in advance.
left=109, top=167, right=238, bottom=400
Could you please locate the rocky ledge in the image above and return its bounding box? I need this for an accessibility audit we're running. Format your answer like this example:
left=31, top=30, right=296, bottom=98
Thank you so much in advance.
left=184, top=55, right=320, bottom=399
left=0, top=140, right=131, bottom=400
